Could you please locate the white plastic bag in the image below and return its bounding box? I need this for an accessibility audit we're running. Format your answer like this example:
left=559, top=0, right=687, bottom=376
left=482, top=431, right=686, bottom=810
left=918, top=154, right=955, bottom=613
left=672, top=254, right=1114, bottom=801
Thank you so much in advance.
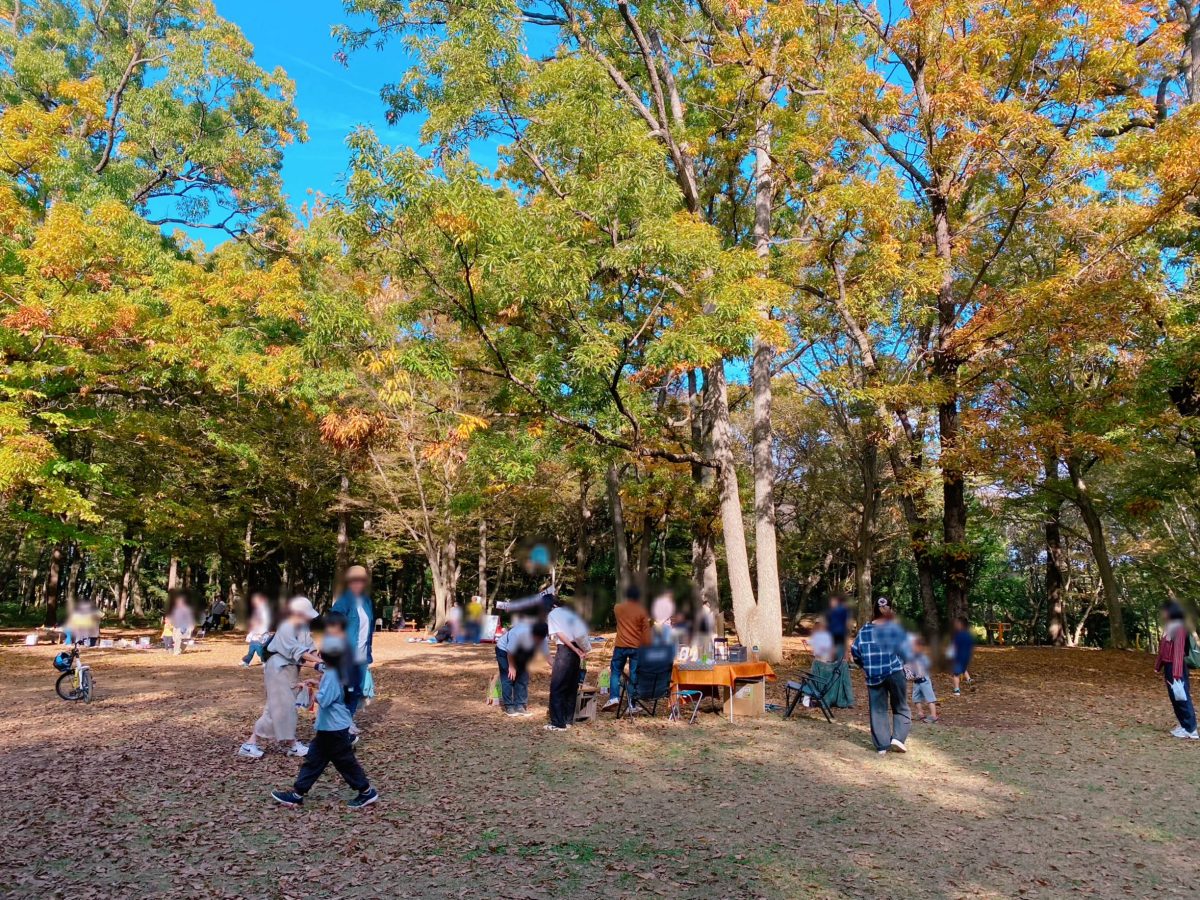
left=1170, top=679, right=1187, bottom=702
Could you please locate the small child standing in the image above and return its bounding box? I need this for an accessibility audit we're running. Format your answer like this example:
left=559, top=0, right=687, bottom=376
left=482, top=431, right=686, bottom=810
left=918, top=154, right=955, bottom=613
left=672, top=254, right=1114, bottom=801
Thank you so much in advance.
left=906, top=635, right=939, bottom=723
left=272, top=612, right=378, bottom=809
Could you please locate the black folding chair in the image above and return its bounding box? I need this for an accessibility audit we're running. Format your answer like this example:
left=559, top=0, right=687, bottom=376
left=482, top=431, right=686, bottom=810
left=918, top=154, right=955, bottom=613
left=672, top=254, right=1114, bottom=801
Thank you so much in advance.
left=617, top=644, right=675, bottom=718
left=784, top=667, right=836, bottom=723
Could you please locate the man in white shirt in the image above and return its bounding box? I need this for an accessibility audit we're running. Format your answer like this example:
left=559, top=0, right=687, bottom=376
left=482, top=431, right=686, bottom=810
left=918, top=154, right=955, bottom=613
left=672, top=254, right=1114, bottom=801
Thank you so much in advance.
left=495, top=619, right=550, bottom=716
left=544, top=596, right=590, bottom=731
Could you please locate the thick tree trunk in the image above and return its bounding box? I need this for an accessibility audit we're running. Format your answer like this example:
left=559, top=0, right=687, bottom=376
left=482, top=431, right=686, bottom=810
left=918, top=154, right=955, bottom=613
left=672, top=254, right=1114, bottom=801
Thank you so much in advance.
left=1068, top=457, right=1127, bottom=648
left=575, top=475, right=591, bottom=593
left=749, top=102, right=783, bottom=661
left=606, top=461, right=632, bottom=600
left=129, top=546, right=145, bottom=617
left=635, top=515, right=653, bottom=596
left=429, top=538, right=459, bottom=628
left=167, top=556, right=180, bottom=590
left=1044, top=455, right=1068, bottom=646
left=42, top=543, right=64, bottom=628
left=708, top=363, right=780, bottom=659
left=234, top=518, right=253, bottom=621
left=931, top=195, right=971, bottom=624
left=885, top=442, right=941, bottom=637
left=854, top=442, right=881, bottom=626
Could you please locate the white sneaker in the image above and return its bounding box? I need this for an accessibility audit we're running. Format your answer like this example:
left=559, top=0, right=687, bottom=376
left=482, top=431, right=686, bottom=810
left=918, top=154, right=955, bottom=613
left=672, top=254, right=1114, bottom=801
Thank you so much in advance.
left=1171, top=726, right=1188, bottom=738
left=1173, top=729, right=1199, bottom=740
left=286, top=741, right=309, bottom=757
left=878, top=749, right=889, bottom=756
left=602, top=697, right=620, bottom=709
left=239, top=661, right=250, bottom=668
left=237, top=742, right=263, bottom=759
left=544, top=724, right=567, bottom=732
left=349, top=723, right=361, bottom=736
left=890, top=739, right=908, bottom=753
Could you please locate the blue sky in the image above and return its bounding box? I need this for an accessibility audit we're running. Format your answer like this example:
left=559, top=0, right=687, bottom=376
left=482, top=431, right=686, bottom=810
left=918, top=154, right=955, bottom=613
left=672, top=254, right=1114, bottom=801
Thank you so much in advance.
left=213, top=0, right=421, bottom=210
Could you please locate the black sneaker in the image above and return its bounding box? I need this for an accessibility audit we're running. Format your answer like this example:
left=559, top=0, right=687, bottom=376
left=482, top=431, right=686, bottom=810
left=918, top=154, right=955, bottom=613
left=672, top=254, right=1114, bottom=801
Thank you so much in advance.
left=272, top=790, right=304, bottom=807
left=347, top=787, right=378, bottom=809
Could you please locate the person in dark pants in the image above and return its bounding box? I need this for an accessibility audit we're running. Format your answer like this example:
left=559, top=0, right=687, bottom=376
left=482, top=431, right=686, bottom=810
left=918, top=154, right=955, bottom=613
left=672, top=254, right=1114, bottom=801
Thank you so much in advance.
left=545, top=596, right=590, bottom=731
left=851, top=597, right=913, bottom=755
left=605, top=585, right=650, bottom=710
left=827, top=595, right=850, bottom=660
left=1155, top=602, right=1198, bottom=740
left=332, top=565, right=374, bottom=721
left=272, top=614, right=378, bottom=808
left=495, top=620, right=549, bottom=716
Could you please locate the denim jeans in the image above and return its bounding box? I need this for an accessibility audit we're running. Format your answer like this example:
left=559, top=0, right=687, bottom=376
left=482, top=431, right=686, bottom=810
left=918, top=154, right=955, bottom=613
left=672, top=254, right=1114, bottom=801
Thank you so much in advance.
left=867, top=669, right=912, bottom=751
left=496, top=649, right=529, bottom=711
left=1165, top=671, right=1197, bottom=732
left=242, top=641, right=266, bottom=665
left=610, top=646, right=639, bottom=701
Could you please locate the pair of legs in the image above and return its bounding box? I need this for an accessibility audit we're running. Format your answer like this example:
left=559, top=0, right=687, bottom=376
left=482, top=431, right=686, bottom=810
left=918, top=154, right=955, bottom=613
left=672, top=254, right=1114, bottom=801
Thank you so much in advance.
left=548, top=644, right=581, bottom=728
left=1165, top=671, right=1197, bottom=734
left=868, top=669, right=912, bottom=751
left=172, top=628, right=192, bottom=655
left=607, top=646, right=638, bottom=706
left=496, top=649, right=530, bottom=712
left=244, top=663, right=306, bottom=754
left=952, top=665, right=973, bottom=693
left=242, top=641, right=266, bottom=665
left=912, top=680, right=938, bottom=721
left=293, top=729, right=369, bottom=796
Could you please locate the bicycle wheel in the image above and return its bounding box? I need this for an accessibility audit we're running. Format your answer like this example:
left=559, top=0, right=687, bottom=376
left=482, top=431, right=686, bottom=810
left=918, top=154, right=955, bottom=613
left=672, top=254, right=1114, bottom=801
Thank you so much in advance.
left=56, top=671, right=82, bottom=701
left=80, top=668, right=93, bottom=703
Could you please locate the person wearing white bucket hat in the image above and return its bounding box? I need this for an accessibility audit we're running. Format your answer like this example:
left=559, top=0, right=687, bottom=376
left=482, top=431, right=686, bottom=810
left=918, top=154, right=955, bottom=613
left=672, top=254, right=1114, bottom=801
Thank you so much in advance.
left=238, top=596, right=323, bottom=759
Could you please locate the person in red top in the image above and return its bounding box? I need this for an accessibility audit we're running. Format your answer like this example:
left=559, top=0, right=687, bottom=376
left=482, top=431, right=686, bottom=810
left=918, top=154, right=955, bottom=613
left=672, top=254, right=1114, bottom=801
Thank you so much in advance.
left=605, top=586, right=650, bottom=710
left=1154, top=602, right=1197, bottom=740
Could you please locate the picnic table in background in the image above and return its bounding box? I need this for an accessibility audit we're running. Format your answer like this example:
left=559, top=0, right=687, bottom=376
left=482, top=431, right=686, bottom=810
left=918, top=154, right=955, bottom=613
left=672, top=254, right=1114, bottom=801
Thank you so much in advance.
left=671, top=661, right=777, bottom=722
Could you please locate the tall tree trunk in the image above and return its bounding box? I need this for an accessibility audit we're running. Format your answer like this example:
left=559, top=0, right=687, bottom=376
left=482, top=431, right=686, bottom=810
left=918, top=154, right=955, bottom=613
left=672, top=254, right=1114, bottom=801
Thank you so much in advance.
left=688, top=369, right=720, bottom=622
left=0, top=527, right=27, bottom=601
left=885, top=441, right=941, bottom=637
left=117, top=540, right=135, bottom=621
left=1067, top=457, right=1128, bottom=648
left=129, top=546, right=145, bottom=617
left=635, top=514, right=653, bottom=596
left=42, top=543, right=64, bottom=628
left=233, top=517, right=253, bottom=621
left=1043, top=454, right=1068, bottom=646
left=429, top=539, right=459, bottom=628
left=854, top=442, right=881, bottom=626
left=64, top=542, right=83, bottom=615
left=335, top=470, right=351, bottom=584
left=931, top=195, right=971, bottom=624
left=749, top=99, right=783, bottom=662
left=606, top=461, right=631, bottom=601
left=576, top=475, right=591, bottom=589
left=708, top=363, right=779, bottom=659
left=477, top=518, right=488, bottom=606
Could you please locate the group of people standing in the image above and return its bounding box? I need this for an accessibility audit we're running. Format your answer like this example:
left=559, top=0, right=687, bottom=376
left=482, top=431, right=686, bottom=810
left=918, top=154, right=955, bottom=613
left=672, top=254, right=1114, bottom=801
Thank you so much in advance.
left=235, top=565, right=380, bottom=808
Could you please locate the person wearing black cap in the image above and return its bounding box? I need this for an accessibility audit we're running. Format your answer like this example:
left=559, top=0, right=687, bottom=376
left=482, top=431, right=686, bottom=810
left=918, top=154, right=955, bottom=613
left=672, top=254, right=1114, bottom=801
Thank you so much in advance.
left=851, top=596, right=913, bottom=755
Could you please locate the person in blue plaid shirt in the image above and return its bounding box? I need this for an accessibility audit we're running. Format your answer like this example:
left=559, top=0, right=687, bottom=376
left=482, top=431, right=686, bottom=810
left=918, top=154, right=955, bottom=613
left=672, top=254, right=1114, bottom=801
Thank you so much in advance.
left=851, top=597, right=913, bottom=755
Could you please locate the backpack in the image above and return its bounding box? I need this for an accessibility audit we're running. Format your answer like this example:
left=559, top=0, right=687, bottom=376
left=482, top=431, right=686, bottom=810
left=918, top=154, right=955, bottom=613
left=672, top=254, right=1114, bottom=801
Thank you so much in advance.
left=1186, top=632, right=1200, bottom=671
left=260, top=632, right=277, bottom=661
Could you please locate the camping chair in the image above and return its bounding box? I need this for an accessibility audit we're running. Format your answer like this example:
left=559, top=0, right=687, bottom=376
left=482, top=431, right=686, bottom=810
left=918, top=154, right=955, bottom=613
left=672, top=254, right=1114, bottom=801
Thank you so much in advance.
left=784, top=665, right=837, bottom=723
left=669, top=687, right=704, bottom=724
left=617, top=644, right=676, bottom=718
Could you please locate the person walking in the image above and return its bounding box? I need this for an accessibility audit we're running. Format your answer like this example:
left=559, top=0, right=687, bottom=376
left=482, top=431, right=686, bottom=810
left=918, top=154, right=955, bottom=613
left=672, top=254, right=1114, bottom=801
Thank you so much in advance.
left=238, top=596, right=322, bottom=759
left=1155, top=602, right=1198, bottom=740
left=168, top=590, right=195, bottom=656
left=851, top=597, right=913, bottom=755
left=545, top=595, right=590, bottom=731
left=332, top=565, right=375, bottom=722
left=271, top=613, right=379, bottom=809
left=827, top=595, right=850, bottom=659
left=241, top=592, right=273, bottom=668
left=604, top=585, right=650, bottom=710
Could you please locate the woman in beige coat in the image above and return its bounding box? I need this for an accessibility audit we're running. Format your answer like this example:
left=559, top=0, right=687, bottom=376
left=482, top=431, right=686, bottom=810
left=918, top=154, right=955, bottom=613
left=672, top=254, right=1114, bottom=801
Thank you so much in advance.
left=237, top=596, right=322, bottom=759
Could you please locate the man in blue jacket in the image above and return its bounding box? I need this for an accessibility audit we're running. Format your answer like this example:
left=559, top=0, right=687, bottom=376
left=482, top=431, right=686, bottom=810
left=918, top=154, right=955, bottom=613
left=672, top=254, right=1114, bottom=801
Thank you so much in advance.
left=332, top=565, right=374, bottom=723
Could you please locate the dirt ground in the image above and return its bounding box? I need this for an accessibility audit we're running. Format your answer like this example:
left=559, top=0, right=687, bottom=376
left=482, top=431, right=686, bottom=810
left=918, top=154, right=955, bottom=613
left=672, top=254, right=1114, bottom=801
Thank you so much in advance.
left=1, top=631, right=1197, bottom=899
